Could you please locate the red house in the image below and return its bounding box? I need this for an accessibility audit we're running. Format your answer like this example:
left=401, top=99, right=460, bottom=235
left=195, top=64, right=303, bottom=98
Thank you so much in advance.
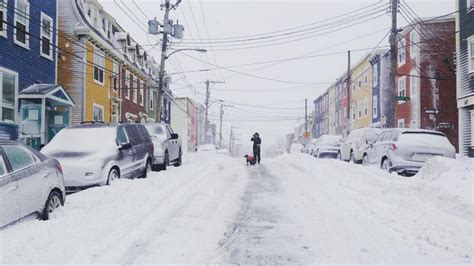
left=395, top=16, right=458, bottom=149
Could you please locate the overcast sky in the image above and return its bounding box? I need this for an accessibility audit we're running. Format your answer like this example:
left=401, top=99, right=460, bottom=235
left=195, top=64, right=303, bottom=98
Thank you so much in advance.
left=98, top=0, right=453, bottom=148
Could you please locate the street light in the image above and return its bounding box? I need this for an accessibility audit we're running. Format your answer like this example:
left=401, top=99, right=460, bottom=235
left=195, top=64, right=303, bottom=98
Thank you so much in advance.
left=157, top=48, right=207, bottom=122
left=165, top=48, right=207, bottom=60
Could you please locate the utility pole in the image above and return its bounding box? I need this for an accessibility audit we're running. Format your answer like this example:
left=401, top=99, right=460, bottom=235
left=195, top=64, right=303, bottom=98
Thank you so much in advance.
left=305, top=98, right=308, bottom=133
left=219, top=103, right=233, bottom=148
left=229, top=126, right=233, bottom=154
left=156, top=0, right=171, bottom=123
left=346, top=50, right=351, bottom=136
left=204, top=80, right=225, bottom=143
left=389, top=0, right=399, bottom=128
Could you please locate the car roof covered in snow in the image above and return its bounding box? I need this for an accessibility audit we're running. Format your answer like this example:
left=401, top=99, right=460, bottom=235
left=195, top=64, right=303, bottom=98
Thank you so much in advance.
left=383, top=128, right=446, bottom=136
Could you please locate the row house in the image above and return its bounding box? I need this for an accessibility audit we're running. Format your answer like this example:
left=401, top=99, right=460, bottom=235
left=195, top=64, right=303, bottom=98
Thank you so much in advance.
left=313, top=91, right=328, bottom=138
left=395, top=16, right=458, bottom=150
left=0, top=0, right=75, bottom=148
left=456, top=0, right=474, bottom=157
left=336, top=75, right=351, bottom=137
left=370, top=50, right=392, bottom=128
left=327, top=84, right=336, bottom=135
left=350, top=53, right=373, bottom=130
left=58, top=0, right=161, bottom=126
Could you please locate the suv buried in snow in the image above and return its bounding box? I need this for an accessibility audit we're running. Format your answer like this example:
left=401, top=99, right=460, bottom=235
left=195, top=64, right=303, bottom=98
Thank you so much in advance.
left=338, top=127, right=381, bottom=163
left=144, top=123, right=182, bottom=171
left=362, top=128, right=455, bottom=175
left=42, top=123, right=154, bottom=190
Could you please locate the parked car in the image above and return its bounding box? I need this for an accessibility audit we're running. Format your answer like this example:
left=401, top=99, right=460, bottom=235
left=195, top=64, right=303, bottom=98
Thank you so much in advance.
left=289, top=143, right=304, bottom=154
left=312, top=135, right=342, bottom=158
left=362, top=128, right=456, bottom=175
left=0, top=140, right=65, bottom=227
left=308, top=138, right=319, bottom=155
left=42, top=123, right=154, bottom=190
left=144, top=123, right=182, bottom=171
left=338, top=127, right=381, bottom=163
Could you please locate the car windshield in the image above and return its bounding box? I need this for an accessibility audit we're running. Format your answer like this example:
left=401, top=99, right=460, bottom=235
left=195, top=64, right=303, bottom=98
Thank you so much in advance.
left=399, top=131, right=451, bottom=145
left=322, top=136, right=341, bottom=144
left=43, top=128, right=117, bottom=155
left=145, top=125, right=166, bottom=136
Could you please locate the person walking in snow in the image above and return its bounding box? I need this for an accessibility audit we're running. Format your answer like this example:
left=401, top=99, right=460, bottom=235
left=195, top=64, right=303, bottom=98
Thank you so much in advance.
left=251, top=132, right=262, bottom=164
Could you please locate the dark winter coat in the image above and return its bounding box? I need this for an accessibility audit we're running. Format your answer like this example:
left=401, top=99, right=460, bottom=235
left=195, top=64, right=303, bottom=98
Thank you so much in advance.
left=251, top=136, right=262, bottom=151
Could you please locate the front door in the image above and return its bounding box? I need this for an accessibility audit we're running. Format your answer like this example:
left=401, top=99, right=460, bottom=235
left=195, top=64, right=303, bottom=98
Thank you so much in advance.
left=47, top=111, right=69, bottom=143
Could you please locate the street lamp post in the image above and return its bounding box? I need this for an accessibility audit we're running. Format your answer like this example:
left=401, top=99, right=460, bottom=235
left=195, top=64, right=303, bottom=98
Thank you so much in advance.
left=156, top=48, right=206, bottom=123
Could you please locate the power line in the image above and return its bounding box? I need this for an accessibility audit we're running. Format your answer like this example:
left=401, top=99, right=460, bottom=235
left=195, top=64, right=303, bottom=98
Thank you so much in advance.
left=176, top=1, right=387, bottom=42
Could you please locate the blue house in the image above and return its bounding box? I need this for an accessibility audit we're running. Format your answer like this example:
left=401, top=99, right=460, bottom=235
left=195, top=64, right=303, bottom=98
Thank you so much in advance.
left=369, top=50, right=391, bottom=128
left=0, top=0, right=57, bottom=123
left=1, top=0, right=73, bottom=147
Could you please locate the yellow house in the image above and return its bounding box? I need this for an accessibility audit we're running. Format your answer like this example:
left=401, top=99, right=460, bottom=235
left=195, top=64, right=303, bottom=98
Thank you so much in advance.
left=84, top=42, right=116, bottom=122
left=350, top=54, right=373, bottom=130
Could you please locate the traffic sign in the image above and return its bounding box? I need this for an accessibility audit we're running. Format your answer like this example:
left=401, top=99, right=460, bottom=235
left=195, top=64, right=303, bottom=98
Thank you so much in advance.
left=395, top=96, right=410, bottom=101
left=424, top=108, right=440, bottom=115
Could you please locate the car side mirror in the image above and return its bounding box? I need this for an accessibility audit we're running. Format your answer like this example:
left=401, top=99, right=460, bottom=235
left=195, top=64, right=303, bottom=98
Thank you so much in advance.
left=119, top=142, right=132, bottom=150
left=366, top=139, right=374, bottom=146
left=170, top=133, right=179, bottom=140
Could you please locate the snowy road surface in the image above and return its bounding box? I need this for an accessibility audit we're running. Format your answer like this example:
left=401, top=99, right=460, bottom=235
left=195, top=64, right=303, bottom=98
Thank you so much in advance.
left=1, top=152, right=472, bottom=264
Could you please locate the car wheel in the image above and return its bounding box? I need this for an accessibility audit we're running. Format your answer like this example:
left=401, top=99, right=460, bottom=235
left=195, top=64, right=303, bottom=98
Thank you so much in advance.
left=381, top=158, right=392, bottom=172
left=141, top=159, right=152, bottom=178
left=107, top=168, right=120, bottom=185
left=158, top=151, right=169, bottom=171
left=41, top=191, right=62, bottom=220
left=362, top=154, right=369, bottom=166
left=350, top=151, right=358, bottom=164
left=174, top=149, right=182, bottom=167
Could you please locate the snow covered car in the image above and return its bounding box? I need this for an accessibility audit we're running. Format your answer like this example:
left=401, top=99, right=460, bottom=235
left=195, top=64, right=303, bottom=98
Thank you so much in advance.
left=289, top=143, right=304, bottom=153
left=338, top=127, right=381, bottom=163
left=42, top=123, right=153, bottom=190
left=362, top=128, right=456, bottom=175
left=0, top=140, right=65, bottom=227
left=144, top=123, right=182, bottom=171
left=312, top=135, right=342, bottom=158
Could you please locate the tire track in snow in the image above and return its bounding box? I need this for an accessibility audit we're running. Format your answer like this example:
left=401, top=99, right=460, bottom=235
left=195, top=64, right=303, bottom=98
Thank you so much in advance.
left=215, top=164, right=306, bottom=264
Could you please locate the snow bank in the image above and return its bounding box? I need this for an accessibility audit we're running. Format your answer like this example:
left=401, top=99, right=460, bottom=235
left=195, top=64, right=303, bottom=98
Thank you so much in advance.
left=266, top=153, right=473, bottom=264
left=415, top=156, right=473, bottom=204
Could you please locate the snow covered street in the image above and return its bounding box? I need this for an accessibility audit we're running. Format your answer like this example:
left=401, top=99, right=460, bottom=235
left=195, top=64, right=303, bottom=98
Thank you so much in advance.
left=1, top=152, right=473, bottom=264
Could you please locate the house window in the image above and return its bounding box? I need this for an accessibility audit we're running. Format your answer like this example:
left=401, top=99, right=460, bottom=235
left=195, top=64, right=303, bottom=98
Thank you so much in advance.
left=93, top=47, right=105, bottom=84
left=468, top=0, right=474, bottom=10
left=0, top=0, right=7, bottom=37
left=364, top=72, right=368, bottom=84
left=129, top=73, right=135, bottom=101
left=0, top=69, right=17, bottom=123
left=93, top=104, right=104, bottom=122
left=398, top=39, right=406, bottom=65
left=140, top=81, right=144, bottom=106
left=14, top=0, right=30, bottom=48
left=372, top=63, right=378, bottom=87
left=149, top=90, right=154, bottom=111
left=40, top=12, right=53, bottom=59
left=352, top=104, right=356, bottom=120
left=398, top=76, right=406, bottom=99
left=358, top=102, right=363, bottom=118
left=373, top=95, right=378, bottom=119
left=112, top=63, right=119, bottom=92
left=398, top=118, right=405, bottom=128
left=468, top=37, right=474, bottom=73
left=364, top=98, right=368, bottom=117
left=133, top=77, right=138, bottom=103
